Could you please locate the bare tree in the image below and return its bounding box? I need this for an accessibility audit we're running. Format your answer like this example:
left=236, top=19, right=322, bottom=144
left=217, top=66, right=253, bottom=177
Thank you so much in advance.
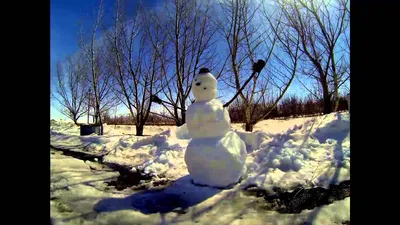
left=79, top=0, right=118, bottom=134
left=104, top=0, right=165, bottom=136
left=216, top=0, right=267, bottom=131
left=148, top=0, right=224, bottom=126
left=272, top=0, right=350, bottom=113
left=51, top=53, right=89, bottom=125
left=213, top=0, right=299, bottom=132
left=85, top=86, right=116, bottom=125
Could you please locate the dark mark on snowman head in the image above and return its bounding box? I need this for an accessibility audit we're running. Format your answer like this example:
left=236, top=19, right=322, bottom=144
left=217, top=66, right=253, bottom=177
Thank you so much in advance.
left=204, top=87, right=207, bottom=89
left=196, top=82, right=201, bottom=86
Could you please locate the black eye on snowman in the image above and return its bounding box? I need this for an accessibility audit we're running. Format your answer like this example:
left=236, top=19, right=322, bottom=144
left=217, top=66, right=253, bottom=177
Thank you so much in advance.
left=204, top=87, right=207, bottom=89
left=195, top=82, right=201, bottom=86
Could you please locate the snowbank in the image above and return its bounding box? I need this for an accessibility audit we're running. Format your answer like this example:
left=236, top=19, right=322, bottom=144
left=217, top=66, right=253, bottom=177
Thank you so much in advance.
left=51, top=127, right=190, bottom=180
left=131, top=129, right=189, bottom=179
left=235, top=130, right=272, bottom=152
left=244, top=112, right=350, bottom=190
left=50, top=112, right=350, bottom=191
left=50, top=120, right=80, bottom=135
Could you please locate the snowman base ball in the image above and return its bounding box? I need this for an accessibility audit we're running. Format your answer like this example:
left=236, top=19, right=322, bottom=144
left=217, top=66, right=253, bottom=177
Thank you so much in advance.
left=184, top=131, right=247, bottom=188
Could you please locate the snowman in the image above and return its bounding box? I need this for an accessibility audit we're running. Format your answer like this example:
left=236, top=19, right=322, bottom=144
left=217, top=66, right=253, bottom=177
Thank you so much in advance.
left=184, top=68, right=247, bottom=188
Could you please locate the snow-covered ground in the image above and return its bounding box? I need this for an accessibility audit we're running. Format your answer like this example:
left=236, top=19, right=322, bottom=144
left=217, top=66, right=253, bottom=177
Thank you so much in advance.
left=50, top=112, right=350, bottom=225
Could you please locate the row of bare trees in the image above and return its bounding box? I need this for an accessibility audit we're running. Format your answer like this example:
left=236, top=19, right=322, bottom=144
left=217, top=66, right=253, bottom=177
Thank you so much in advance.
left=275, top=0, right=350, bottom=114
left=51, top=0, right=349, bottom=135
left=51, top=0, right=119, bottom=133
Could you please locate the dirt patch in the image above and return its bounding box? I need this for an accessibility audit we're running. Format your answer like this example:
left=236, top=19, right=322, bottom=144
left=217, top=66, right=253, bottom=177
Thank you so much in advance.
left=242, top=184, right=269, bottom=197
left=266, top=181, right=350, bottom=213
left=153, top=179, right=173, bottom=187
left=106, top=174, right=173, bottom=191
left=106, top=168, right=153, bottom=191
left=243, top=180, right=350, bottom=214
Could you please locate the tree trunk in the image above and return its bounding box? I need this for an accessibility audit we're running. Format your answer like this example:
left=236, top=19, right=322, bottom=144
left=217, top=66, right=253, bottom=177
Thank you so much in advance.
left=243, top=101, right=252, bottom=131
left=181, top=106, right=186, bottom=125
left=333, top=80, right=340, bottom=111
left=95, top=104, right=103, bottom=135
left=173, top=106, right=182, bottom=126
left=331, top=51, right=340, bottom=112
left=136, top=124, right=144, bottom=136
left=245, top=122, right=254, bottom=132
left=346, top=94, right=350, bottom=112
left=176, top=120, right=184, bottom=126
left=73, top=115, right=79, bottom=126
left=322, top=92, right=332, bottom=114
left=321, top=79, right=332, bottom=115
left=334, top=95, right=339, bottom=112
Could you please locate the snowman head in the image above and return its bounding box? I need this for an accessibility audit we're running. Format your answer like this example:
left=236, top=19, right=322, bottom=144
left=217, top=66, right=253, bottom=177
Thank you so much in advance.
left=192, top=68, right=217, bottom=102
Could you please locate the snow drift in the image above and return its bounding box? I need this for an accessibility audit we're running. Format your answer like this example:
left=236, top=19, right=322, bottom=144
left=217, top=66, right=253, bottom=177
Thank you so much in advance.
left=50, top=112, right=350, bottom=191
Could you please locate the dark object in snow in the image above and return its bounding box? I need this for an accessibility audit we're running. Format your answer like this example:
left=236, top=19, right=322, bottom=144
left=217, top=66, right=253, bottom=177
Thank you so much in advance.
left=199, top=68, right=210, bottom=74
left=106, top=174, right=150, bottom=191
left=80, top=124, right=101, bottom=136
left=252, top=60, right=266, bottom=73
left=106, top=168, right=153, bottom=191
left=150, top=95, right=163, bottom=104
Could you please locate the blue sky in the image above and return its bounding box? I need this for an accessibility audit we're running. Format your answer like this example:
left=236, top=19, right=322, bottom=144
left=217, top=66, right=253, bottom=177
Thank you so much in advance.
left=51, top=0, right=101, bottom=120
left=50, top=0, right=348, bottom=121
left=50, top=0, right=162, bottom=120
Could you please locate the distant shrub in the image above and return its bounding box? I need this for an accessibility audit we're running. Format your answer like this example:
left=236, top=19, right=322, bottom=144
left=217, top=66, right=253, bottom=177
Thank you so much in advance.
left=103, top=94, right=349, bottom=125
left=103, top=113, right=175, bottom=125
left=228, top=94, right=349, bottom=123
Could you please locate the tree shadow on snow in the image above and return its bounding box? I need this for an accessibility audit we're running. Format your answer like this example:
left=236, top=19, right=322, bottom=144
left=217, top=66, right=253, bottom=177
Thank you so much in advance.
left=93, top=175, right=223, bottom=215
left=313, top=113, right=349, bottom=145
